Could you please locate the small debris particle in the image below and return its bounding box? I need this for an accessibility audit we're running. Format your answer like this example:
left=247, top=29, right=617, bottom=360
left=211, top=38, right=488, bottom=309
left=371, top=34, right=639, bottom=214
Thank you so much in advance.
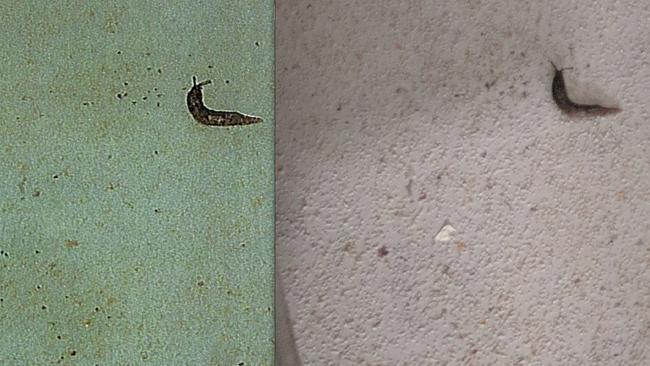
left=377, top=246, right=389, bottom=257
left=32, top=191, right=41, bottom=197
left=131, top=101, right=137, bottom=105
left=208, top=65, right=213, bottom=69
left=82, top=102, right=90, bottom=106
left=147, top=67, right=152, bottom=71
left=83, top=319, right=92, bottom=327
left=116, top=93, right=123, bottom=99
left=418, top=191, right=427, bottom=200
left=142, top=96, right=147, bottom=100
left=117, top=51, right=121, bottom=55
left=456, top=241, right=466, bottom=252
left=435, top=223, right=457, bottom=242
left=225, top=80, right=230, bottom=84
left=197, top=280, right=205, bottom=287
left=65, top=240, right=79, bottom=249
left=70, top=351, right=77, bottom=356
left=124, top=82, right=128, bottom=86
left=157, top=68, right=162, bottom=74
left=156, top=102, right=160, bottom=107
left=41, top=305, right=47, bottom=310
left=255, top=42, right=260, bottom=46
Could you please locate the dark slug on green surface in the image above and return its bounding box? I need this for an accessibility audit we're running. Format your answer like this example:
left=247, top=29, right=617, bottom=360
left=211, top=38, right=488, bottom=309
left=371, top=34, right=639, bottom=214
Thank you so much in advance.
left=550, top=62, right=621, bottom=116
left=186, top=76, right=263, bottom=126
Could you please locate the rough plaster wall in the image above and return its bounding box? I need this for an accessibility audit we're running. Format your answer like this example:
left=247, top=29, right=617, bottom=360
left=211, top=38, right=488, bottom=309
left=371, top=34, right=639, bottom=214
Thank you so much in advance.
left=276, top=1, right=650, bottom=365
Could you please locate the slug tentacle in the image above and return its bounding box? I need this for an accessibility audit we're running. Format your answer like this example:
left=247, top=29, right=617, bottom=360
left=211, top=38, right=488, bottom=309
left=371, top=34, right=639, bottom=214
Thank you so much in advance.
left=186, top=76, right=263, bottom=126
left=550, top=62, right=621, bottom=116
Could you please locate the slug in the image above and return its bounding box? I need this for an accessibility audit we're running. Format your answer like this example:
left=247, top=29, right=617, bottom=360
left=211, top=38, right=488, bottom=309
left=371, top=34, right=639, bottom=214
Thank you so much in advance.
left=550, top=62, right=621, bottom=116
left=186, top=76, right=263, bottom=126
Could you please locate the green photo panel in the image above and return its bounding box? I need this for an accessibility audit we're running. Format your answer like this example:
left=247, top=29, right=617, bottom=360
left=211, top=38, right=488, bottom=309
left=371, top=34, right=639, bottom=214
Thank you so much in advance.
left=0, top=1, right=274, bottom=364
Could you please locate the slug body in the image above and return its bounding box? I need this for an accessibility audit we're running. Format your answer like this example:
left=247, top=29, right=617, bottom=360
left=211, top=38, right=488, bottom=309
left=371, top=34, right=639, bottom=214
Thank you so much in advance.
left=550, top=63, right=620, bottom=116
left=186, top=76, right=263, bottom=126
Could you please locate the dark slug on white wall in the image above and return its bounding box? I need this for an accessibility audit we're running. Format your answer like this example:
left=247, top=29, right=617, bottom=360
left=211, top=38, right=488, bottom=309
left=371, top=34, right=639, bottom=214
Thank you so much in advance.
left=550, top=62, right=621, bottom=117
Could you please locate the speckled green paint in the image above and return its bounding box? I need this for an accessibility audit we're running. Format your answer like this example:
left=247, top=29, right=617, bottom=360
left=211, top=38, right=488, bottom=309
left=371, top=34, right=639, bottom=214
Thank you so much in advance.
left=0, top=1, right=274, bottom=365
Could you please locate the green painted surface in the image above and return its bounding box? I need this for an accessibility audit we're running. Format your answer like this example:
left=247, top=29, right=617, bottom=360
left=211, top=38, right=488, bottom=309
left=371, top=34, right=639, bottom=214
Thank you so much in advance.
left=0, top=1, right=274, bottom=365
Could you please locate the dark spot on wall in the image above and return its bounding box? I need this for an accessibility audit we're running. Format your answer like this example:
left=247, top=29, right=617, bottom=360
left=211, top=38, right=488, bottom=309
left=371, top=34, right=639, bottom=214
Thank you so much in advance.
left=208, top=65, right=213, bottom=69
left=225, top=80, right=230, bottom=84
left=255, top=41, right=260, bottom=46
left=41, top=305, right=47, bottom=310
left=197, top=280, right=205, bottom=287
left=70, top=350, right=76, bottom=356
left=377, top=246, right=389, bottom=257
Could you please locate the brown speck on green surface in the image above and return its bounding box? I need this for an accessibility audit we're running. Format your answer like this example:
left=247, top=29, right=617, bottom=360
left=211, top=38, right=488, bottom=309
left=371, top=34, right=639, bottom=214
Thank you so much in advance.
left=65, top=240, right=79, bottom=249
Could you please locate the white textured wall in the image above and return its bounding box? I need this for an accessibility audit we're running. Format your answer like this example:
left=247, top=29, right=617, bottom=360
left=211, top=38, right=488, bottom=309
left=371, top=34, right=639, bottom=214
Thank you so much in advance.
left=276, top=1, right=650, bottom=365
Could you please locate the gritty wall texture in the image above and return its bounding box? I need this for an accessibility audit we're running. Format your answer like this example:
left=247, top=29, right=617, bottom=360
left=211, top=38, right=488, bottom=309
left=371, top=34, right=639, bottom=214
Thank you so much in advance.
left=276, top=1, right=650, bottom=365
